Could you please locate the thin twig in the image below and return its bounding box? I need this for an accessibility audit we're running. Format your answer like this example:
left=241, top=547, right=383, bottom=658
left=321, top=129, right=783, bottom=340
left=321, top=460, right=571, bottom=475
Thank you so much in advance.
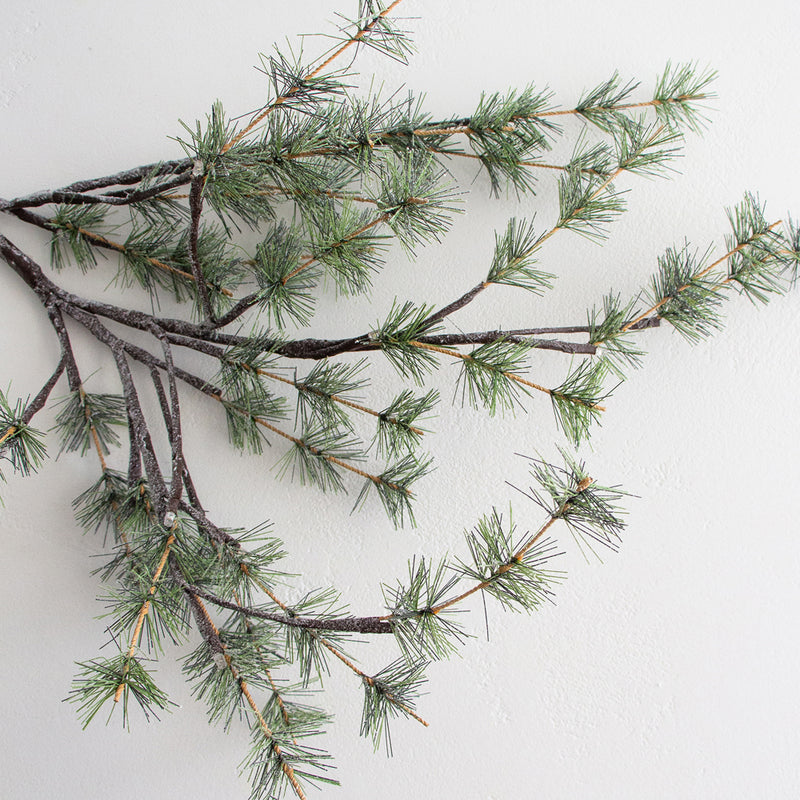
left=429, top=478, right=593, bottom=615
left=221, top=0, right=406, bottom=154
left=183, top=588, right=307, bottom=800
left=407, top=340, right=606, bottom=412
left=113, top=533, right=176, bottom=703
left=188, top=161, right=216, bottom=322
left=621, top=221, right=783, bottom=332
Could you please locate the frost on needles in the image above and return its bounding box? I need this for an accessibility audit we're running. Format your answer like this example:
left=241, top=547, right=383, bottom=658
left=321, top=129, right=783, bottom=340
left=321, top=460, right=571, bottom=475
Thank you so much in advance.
left=1, top=2, right=799, bottom=799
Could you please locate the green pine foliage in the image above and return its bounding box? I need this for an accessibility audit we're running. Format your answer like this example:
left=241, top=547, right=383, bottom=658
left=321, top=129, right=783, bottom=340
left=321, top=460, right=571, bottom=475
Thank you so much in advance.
left=373, top=300, right=442, bottom=382
left=252, top=223, right=316, bottom=327
left=54, top=390, right=127, bottom=456
left=550, top=359, right=610, bottom=445
left=373, top=388, right=437, bottom=457
left=0, top=388, right=48, bottom=494
left=2, top=3, right=799, bottom=799
left=68, top=653, right=173, bottom=729
left=486, top=217, right=554, bottom=293
left=49, top=205, right=108, bottom=272
left=457, top=339, right=533, bottom=414
left=383, top=556, right=466, bottom=661
left=294, top=359, right=367, bottom=430
left=453, top=509, right=564, bottom=613
left=587, top=293, right=645, bottom=377
left=360, top=657, right=428, bottom=754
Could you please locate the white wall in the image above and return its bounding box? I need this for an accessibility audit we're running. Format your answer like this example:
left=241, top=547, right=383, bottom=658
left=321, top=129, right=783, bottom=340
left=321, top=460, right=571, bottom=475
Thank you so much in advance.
left=2, top=2, right=799, bottom=798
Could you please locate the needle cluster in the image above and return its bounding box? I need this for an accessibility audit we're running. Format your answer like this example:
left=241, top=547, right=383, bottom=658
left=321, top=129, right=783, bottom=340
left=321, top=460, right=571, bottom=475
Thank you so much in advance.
left=1, top=3, right=798, bottom=799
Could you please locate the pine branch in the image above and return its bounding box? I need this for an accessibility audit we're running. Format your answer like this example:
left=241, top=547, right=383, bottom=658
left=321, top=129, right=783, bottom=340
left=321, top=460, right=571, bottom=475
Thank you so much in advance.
left=221, top=0, right=408, bottom=154
left=0, top=165, right=193, bottom=211
left=149, top=326, right=185, bottom=516
left=212, top=339, right=427, bottom=437
left=218, top=396, right=414, bottom=511
left=623, top=217, right=784, bottom=334
left=41, top=207, right=235, bottom=298
left=3, top=8, right=798, bottom=797
left=230, top=560, right=427, bottom=734
left=183, top=590, right=319, bottom=800
left=539, top=62, right=715, bottom=132
left=113, top=531, right=176, bottom=703
left=451, top=509, right=563, bottom=613
left=53, top=387, right=127, bottom=463
left=164, top=184, right=383, bottom=206
left=579, top=297, right=643, bottom=379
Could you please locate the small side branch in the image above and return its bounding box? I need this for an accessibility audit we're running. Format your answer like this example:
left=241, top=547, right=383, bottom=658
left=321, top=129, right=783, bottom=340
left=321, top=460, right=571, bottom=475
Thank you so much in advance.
left=0, top=160, right=191, bottom=211
left=622, top=221, right=783, bottom=332
left=181, top=585, right=308, bottom=800
left=429, top=478, right=593, bottom=615
left=221, top=0, right=407, bottom=153
left=188, top=162, right=216, bottom=323
left=113, top=533, right=176, bottom=703
left=0, top=357, right=66, bottom=450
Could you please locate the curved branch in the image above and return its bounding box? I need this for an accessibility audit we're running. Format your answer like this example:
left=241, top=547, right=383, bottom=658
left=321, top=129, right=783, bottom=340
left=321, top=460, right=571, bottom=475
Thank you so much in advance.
left=178, top=579, right=393, bottom=634
left=0, top=163, right=192, bottom=211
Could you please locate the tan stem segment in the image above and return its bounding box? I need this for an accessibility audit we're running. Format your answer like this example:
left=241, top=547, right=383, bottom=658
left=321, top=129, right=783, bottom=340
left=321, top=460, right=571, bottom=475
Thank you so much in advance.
left=237, top=365, right=423, bottom=436
left=425, top=147, right=594, bottom=174
left=621, top=220, right=783, bottom=333
left=190, top=593, right=307, bottom=800
left=221, top=0, right=406, bottom=155
left=407, top=342, right=606, bottom=412
left=113, top=533, right=176, bottom=702
left=537, top=94, right=706, bottom=118
left=212, top=395, right=409, bottom=493
left=429, top=477, right=594, bottom=615
left=281, top=213, right=390, bottom=285
left=241, top=564, right=291, bottom=613
left=0, top=425, right=17, bottom=447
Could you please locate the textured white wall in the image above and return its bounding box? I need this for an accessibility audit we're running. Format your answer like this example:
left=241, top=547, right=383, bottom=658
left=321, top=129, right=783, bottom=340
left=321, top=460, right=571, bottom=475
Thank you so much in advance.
left=2, top=2, right=799, bottom=798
